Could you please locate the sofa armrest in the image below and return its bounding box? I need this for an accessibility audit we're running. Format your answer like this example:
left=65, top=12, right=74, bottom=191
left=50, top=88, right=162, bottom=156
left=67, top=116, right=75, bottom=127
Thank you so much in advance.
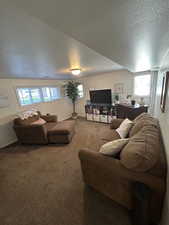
left=40, top=114, right=58, bottom=123
left=110, top=118, right=124, bottom=129
left=13, top=124, right=48, bottom=144
left=79, top=149, right=165, bottom=193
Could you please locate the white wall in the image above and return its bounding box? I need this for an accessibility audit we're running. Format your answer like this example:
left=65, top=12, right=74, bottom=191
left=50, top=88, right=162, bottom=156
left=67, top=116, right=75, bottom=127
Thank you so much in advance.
left=154, top=53, right=169, bottom=225
left=0, top=79, right=72, bottom=148
left=76, top=70, right=134, bottom=116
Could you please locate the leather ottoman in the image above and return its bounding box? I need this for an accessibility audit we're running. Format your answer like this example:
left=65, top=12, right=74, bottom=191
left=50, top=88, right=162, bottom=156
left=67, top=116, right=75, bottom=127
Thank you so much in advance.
left=47, top=120, right=75, bottom=144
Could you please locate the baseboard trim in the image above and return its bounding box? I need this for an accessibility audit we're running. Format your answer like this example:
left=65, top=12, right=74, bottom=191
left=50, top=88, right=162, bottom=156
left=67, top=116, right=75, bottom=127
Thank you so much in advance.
left=0, top=138, right=18, bottom=149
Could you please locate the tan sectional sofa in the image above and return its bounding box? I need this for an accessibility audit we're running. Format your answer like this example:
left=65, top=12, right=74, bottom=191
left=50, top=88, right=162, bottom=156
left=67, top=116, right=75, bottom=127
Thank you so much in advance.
left=79, top=113, right=166, bottom=224
left=13, top=112, right=75, bottom=144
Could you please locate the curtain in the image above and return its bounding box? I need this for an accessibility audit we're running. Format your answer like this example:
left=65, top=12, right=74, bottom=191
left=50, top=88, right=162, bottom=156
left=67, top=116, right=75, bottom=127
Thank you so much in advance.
left=149, top=71, right=158, bottom=115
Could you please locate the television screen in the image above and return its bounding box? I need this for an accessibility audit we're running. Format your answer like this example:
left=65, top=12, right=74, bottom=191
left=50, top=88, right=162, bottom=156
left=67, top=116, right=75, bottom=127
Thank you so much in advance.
left=89, top=89, right=112, bottom=104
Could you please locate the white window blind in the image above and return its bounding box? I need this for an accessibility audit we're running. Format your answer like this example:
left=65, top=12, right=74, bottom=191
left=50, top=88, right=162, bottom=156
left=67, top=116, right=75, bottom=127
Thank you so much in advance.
left=17, top=86, right=61, bottom=106
left=17, top=88, right=32, bottom=106
left=30, top=88, right=42, bottom=104
left=42, top=87, right=61, bottom=102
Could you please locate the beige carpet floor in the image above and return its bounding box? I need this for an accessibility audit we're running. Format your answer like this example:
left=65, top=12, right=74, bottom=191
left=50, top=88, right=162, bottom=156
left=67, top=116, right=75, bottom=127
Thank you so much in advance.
left=0, top=119, right=131, bottom=225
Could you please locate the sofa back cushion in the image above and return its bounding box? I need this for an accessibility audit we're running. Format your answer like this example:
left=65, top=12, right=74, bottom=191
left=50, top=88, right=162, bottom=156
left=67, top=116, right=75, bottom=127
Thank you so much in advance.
left=133, top=112, right=148, bottom=122
left=120, top=125, right=160, bottom=172
left=129, top=113, right=159, bottom=137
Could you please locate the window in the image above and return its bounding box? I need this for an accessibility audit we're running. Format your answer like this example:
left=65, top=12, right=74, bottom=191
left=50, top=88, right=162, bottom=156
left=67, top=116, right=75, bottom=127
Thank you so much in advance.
left=42, top=87, right=61, bottom=102
left=134, top=74, right=151, bottom=96
left=17, top=86, right=61, bottom=106
left=50, top=87, right=61, bottom=100
left=78, top=84, right=84, bottom=98
left=42, top=87, right=51, bottom=102
left=17, top=88, right=32, bottom=106
left=30, top=88, right=42, bottom=104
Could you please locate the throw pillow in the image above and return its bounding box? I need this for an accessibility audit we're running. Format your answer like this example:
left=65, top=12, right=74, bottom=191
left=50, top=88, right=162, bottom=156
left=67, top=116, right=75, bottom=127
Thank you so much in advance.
left=99, top=138, right=129, bottom=156
left=116, top=118, right=133, bottom=138
left=30, top=118, right=46, bottom=126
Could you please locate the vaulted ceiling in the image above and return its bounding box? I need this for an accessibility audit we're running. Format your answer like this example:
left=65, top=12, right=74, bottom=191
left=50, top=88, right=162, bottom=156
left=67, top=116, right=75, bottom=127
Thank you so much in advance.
left=1, top=0, right=169, bottom=79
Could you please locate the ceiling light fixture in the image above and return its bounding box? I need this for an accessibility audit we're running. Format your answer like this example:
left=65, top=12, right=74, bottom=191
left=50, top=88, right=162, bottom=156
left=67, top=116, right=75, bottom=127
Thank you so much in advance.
left=71, top=68, right=81, bottom=75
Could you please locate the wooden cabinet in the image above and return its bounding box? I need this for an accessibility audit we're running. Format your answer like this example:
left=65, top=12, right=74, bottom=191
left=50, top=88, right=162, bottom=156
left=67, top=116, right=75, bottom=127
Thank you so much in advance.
left=116, top=104, right=148, bottom=120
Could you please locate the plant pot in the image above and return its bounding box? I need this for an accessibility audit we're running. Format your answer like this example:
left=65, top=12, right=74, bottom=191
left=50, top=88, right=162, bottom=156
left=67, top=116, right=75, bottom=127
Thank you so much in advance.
left=72, top=112, right=78, bottom=119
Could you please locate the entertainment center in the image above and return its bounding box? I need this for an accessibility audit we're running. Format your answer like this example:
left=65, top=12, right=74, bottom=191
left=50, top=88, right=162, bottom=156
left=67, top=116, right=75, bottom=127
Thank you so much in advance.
left=85, top=89, right=148, bottom=123
left=85, top=104, right=116, bottom=123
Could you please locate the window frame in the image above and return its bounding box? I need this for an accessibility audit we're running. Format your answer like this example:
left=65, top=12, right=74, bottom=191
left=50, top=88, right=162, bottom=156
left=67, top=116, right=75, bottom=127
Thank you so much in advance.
left=16, top=86, right=61, bottom=106
left=134, top=74, right=151, bottom=97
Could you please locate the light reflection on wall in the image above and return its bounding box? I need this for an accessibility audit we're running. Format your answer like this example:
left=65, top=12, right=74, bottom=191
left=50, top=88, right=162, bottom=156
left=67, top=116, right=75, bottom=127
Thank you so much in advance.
left=135, top=51, right=151, bottom=72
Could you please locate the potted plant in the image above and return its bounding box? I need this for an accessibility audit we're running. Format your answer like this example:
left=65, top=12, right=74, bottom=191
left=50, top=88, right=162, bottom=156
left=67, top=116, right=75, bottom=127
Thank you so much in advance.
left=114, top=94, right=119, bottom=104
left=63, top=81, right=80, bottom=119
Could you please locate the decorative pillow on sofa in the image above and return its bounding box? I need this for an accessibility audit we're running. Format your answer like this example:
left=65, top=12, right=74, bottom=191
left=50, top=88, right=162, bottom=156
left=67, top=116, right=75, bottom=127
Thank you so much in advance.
left=120, top=126, right=160, bottom=172
left=30, top=118, right=46, bottom=126
left=99, top=138, right=129, bottom=156
left=116, top=118, right=133, bottom=138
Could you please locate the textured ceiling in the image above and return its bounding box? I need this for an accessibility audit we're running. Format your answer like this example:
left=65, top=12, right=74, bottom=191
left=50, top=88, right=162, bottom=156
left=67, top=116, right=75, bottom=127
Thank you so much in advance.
left=0, top=2, right=123, bottom=79
left=10, top=0, right=169, bottom=72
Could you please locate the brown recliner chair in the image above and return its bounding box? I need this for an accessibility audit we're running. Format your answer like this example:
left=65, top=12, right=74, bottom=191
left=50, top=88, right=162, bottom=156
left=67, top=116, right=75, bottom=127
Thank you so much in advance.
left=13, top=112, right=75, bottom=144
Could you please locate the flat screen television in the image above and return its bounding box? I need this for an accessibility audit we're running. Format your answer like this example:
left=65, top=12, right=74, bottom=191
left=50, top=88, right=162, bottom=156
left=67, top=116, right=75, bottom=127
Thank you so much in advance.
left=89, top=89, right=112, bottom=105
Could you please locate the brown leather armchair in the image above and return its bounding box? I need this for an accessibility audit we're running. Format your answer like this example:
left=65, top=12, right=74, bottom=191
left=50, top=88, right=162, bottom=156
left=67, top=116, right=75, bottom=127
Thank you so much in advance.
left=13, top=113, right=57, bottom=144
left=13, top=112, right=75, bottom=145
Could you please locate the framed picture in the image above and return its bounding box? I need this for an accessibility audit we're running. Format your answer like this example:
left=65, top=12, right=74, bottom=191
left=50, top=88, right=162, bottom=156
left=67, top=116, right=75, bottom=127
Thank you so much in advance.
left=114, top=83, right=124, bottom=94
left=160, top=71, right=169, bottom=113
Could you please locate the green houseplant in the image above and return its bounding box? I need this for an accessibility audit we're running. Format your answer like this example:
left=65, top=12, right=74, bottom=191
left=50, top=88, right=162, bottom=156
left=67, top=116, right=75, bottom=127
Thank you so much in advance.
left=64, top=81, right=80, bottom=119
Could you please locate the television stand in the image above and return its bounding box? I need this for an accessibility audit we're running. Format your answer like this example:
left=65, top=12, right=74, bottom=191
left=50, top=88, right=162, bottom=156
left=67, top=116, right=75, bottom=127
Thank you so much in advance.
left=85, top=104, right=116, bottom=124
left=85, top=104, right=148, bottom=123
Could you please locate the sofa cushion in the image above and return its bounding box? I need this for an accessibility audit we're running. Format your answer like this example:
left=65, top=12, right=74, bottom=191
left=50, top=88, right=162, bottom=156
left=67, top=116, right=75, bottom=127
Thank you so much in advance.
left=99, top=130, right=121, bottom=149
left=47, top=120, right=75, bottom=135
left=101, top=129, right=121, bottom=143
left=129, top=114, right=159, bottom=137
left=120, top=125, right=160, bottom=172
left=116, top=118, right=133, bottom=138
left=133, top=112, right=149, bottom=122
left=129, top=120, right=156, bottom=137
left=99, top=138, right=129, bottom=156
left=112, top=130, right=121, bottom=141
left=110, top=118, right=124, bottom=129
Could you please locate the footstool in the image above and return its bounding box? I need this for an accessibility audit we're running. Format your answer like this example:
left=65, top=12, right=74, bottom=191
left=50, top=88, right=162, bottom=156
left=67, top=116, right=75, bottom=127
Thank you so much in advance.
left=47, top=120, right=75, bottom=144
